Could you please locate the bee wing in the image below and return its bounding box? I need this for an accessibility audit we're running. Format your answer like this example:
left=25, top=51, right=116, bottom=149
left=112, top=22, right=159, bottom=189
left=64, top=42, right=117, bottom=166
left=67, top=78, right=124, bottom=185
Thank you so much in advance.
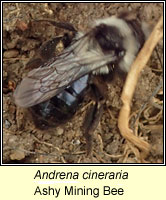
left=14, top=33, right=117, bottom=108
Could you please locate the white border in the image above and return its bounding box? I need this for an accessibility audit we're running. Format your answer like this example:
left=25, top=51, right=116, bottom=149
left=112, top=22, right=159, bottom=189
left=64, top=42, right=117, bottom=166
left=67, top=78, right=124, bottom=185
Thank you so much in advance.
left=1, top=1, right=165, bottom=166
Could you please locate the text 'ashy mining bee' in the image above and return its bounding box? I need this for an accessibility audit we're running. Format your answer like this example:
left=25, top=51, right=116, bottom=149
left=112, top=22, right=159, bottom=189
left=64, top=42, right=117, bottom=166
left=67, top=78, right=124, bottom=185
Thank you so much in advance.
left=13, top=12, right=151, bottom=154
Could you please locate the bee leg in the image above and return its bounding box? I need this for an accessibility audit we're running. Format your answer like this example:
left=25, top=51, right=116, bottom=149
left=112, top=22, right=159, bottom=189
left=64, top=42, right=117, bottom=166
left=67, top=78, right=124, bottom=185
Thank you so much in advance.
left=82, top=102, right=104, bottom=156
left=26, top=33, right=73, bottom=70
left=82, top=76, right=109, bottom=155
left=35, top=20, right=77, bottom=33
left=48, top=21, right=77, bottom=33
left=27, top=20, right=76, bottom=70
left=90, top=75, right=109, bottom=100
left=26, top=36, right=64, bottom=70
left=36, top=20, right=76, bottom=47
left=37, top=36, right=65, bottom=60
left=38, top=33, right=74, bottom=60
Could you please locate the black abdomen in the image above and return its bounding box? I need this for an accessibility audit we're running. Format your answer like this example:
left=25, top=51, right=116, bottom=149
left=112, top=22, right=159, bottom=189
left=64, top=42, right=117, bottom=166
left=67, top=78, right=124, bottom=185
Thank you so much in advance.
left=30, top=74, right=89, bottom=129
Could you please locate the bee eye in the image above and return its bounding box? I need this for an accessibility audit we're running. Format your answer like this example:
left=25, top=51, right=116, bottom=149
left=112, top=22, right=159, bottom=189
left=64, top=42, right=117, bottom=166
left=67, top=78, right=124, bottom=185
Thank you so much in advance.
left=119, top=50, right=125, bottom=57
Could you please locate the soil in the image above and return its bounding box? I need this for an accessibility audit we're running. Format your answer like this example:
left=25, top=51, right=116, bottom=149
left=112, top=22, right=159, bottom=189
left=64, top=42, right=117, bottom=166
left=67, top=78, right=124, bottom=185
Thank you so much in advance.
left=3, top=2, right=163, bottom=163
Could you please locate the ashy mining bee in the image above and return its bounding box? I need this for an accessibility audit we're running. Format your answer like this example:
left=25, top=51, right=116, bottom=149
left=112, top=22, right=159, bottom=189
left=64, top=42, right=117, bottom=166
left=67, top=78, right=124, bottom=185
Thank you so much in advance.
left=13, top=12, right=150, bottom=154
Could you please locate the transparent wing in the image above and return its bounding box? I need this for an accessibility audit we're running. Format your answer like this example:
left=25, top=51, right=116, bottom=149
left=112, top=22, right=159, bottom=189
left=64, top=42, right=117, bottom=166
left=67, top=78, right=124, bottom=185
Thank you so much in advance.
left=14, top=33, right=117, bottom=108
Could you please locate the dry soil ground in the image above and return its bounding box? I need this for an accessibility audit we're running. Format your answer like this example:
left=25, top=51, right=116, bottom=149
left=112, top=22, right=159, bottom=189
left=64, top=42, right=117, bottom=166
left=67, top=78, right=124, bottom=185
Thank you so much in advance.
left=3, top=3, right=163, bottom=163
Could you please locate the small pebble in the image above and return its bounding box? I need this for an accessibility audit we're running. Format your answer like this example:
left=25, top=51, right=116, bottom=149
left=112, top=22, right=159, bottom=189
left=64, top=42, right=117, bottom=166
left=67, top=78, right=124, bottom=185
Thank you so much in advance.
left=71, top=139, right=81, bottom=145
left=10, top=150, right=25, bottom=160
left=5, top=119, right=11, bottom=129
left=4, top=49, right=19, bottom=58
left=56, top=127, right=64, bottom=136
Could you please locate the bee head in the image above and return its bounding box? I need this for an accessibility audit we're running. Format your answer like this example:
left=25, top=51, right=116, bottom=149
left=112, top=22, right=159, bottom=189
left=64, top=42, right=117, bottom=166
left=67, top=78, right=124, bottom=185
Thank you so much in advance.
left=94, top=24, right=125, bottom=58
left=93, top=13, right=151, bottom=73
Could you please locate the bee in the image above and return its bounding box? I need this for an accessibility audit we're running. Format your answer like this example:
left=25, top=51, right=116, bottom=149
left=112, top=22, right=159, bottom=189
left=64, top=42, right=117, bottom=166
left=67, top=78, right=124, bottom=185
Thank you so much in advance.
left=13, top=12, right=150, bottom=154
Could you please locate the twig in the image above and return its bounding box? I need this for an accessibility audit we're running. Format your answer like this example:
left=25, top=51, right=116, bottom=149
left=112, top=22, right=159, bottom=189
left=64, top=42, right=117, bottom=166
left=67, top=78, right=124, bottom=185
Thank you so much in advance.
left=118, top=15, right=163, bottom=158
